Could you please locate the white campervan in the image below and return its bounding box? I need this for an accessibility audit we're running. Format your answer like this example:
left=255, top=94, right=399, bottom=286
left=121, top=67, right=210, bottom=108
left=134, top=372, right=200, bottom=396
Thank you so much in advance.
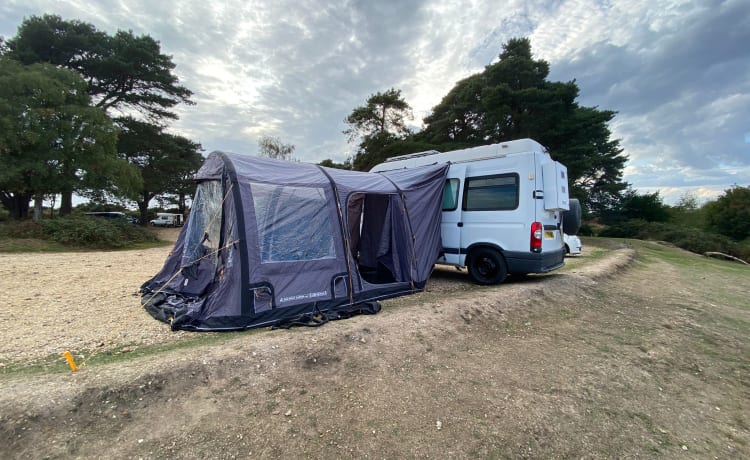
left=371, top=138, right=569, bottom=284
left=149, top=213, right=184, bottom=227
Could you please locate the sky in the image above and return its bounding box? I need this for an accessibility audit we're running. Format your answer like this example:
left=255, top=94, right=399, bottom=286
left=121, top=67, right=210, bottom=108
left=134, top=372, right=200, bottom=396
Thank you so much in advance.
left=1, top=0, right=748, bottom=204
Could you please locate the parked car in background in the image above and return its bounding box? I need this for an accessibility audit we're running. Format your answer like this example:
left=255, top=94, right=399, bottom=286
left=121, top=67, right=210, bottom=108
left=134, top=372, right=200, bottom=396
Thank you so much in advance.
left=149, top=213, right=184, bottom=227
left=564, top=233, right=582, bottom=255
left=85, top=212, right=138, bottom=225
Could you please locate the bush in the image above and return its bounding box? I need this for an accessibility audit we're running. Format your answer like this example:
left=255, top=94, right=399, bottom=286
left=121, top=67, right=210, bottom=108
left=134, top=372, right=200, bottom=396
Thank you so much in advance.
left=600, top=220, right=747, bottom=261
left=0, top=220, right=46, bottom=239
left=578, top=222, right=596, bottom=236
left=703, top=186, right=750, bottom=241
left=40, top=215, right=157, bottom=248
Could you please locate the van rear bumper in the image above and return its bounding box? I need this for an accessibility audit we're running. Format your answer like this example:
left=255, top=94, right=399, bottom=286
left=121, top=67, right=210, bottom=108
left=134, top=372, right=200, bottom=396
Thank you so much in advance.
left=504, top=248, right=565, bottom=274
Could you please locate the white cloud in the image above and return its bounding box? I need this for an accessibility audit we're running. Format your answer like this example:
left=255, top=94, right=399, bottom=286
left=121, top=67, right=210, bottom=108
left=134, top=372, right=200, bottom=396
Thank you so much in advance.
left=1, top=0, right=748, bottom=197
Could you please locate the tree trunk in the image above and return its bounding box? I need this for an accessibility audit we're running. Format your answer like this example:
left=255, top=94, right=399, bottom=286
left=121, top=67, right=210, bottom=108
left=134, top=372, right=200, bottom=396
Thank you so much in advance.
left=178, top=192, right=186, bottom=216
left=60, top=192, right=73, bottom=216
left=0, top=192, right=32, bottom=219
left=33, top=192, right=44, bottom=222
left=138, top=191, right=153, bottom=226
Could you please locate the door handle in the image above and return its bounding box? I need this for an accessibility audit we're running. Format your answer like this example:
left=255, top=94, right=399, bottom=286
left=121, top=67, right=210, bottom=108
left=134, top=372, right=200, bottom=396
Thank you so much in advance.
left=457, top=222, right=463, bottom=227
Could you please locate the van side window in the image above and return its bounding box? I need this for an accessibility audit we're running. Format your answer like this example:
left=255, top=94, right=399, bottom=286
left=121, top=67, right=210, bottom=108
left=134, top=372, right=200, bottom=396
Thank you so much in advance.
left=442, top=179, right=460, bottom=211
left=463, top=174, right=519, bottom=211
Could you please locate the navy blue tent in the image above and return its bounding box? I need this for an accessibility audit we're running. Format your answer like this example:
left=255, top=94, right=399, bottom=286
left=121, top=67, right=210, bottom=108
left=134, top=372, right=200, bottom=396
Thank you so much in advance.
left=142, top=152, right=448, bottom=331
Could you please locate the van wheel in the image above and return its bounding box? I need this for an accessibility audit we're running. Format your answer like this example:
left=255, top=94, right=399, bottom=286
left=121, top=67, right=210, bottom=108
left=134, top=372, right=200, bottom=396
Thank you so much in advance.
left=468, top=248, right=507, bottom=285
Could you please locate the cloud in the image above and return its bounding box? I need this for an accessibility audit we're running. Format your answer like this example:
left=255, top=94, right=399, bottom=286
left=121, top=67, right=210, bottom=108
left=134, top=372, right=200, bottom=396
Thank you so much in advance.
left=1, top=0, right=748, bottom=204
left=541, top=0, right=750, bottom=202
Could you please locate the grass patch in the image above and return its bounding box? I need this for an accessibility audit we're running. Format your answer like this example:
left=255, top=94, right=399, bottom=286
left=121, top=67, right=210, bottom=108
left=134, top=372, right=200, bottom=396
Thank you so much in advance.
left=0, top=238, right=70, bottom=253
left=0, top=329, right=260, bottom=377
left=0, top=217, right=163, bottom=252
left=600, top=220, right=750, bottom=261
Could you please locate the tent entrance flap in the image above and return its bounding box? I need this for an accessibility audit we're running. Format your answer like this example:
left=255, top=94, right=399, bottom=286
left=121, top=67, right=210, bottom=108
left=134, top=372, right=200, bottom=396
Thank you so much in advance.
left=349, top=192, right=409, bottom=285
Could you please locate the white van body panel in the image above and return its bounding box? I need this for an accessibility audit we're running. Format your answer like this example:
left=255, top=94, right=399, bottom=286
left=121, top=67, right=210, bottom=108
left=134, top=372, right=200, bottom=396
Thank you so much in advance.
left=150, top=213, right=183, bottom=227
left=371, top=139, right=568, bottom=278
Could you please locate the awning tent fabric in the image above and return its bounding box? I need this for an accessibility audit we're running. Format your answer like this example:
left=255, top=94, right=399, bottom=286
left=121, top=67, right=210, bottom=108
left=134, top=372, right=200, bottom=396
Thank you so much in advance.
left=142, top=152, right=448, bottom=331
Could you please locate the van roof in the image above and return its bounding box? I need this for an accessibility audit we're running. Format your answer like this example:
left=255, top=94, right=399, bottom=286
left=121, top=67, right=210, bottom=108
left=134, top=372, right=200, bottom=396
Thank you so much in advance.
left=371, top=138, right=547, bottom=172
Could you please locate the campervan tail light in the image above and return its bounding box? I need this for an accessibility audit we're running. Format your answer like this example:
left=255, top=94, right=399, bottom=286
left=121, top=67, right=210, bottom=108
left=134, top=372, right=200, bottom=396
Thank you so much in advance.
left=530, top=221, right=543, bottom=253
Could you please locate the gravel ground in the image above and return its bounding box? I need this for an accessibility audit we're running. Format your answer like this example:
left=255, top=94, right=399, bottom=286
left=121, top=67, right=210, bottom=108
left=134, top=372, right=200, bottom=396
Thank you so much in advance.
left=0, top=228, right=590, bottom=367
left=0, top=229, right=188, bottom=367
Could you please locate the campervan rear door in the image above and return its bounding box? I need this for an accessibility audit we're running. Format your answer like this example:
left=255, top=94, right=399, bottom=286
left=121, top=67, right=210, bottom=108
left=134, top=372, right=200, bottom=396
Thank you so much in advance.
left=538, top=156, right=568, bottom=252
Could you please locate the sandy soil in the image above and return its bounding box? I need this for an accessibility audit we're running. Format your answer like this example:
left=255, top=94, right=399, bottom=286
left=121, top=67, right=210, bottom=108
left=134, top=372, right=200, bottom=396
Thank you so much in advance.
left=1, top=238, right=748, bottom=459
left=0, top=228, right=187, bottom=366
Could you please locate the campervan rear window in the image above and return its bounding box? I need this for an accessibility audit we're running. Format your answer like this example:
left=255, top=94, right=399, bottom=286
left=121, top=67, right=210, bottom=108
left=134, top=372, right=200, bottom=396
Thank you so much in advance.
left=442, top=179, right=460, bottom=211
left=463, top=174, right=519, bottom=211
left=251, top=183, right=336, bottom=263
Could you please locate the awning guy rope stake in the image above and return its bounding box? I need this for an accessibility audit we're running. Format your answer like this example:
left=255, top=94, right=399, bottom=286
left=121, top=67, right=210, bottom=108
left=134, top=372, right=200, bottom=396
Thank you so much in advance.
left=62, top=350, right=78, bottom=372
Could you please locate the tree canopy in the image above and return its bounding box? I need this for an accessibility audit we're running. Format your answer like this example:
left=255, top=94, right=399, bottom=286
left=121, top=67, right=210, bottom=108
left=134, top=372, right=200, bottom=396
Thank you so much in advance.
left=6, top=14, right=193, bottom=122
left=1, top=14, right=199, bottom=219
left=704, top=185, right=750, bottom=241
left=344, top=88, right=414, bottom=171
left=257, top=135, right=295, bottom=161
left=318, top=158, right=351, bottom=170
left=0, top=58, right=138, bottom=219
left=116, top=117, right=203, bottom=224
left=416, top=38, right=627, bottom=212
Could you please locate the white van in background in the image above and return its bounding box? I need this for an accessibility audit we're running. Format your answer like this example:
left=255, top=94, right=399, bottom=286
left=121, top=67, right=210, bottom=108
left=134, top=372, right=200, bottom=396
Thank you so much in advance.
left=371, top=138, right=571, bottom=284
left=564, top=233, right=582, bottom=255
left=149, top=213, right=184, bottom=227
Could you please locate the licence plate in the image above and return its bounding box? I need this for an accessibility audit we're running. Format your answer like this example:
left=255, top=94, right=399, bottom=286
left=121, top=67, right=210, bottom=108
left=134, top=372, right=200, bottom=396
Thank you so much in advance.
left=544, top=231, right=555, bottom=239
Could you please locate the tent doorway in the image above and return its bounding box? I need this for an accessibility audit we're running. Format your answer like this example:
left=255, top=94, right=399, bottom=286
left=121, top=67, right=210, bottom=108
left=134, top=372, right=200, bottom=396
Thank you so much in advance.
left=347, top=192, right=406, bottom=285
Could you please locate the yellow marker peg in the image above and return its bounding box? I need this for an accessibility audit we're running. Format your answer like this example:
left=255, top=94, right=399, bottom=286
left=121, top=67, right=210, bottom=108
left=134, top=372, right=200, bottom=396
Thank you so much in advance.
left=62, top=350, right=78, bottom=372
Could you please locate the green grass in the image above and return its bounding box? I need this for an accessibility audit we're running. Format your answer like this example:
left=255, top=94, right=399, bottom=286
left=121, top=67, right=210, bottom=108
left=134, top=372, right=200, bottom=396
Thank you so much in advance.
left=635, top=239, right=749, bottom=277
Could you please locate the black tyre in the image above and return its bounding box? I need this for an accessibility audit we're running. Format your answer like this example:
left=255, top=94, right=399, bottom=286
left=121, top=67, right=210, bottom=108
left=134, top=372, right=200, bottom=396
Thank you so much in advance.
left=562, top=198, right=582, bottom=235
left=468, top=248, right=507, bottom=285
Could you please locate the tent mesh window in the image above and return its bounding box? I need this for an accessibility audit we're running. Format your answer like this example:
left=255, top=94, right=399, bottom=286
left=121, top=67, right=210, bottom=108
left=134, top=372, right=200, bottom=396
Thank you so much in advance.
left=250, top=182, right=336, bottom=263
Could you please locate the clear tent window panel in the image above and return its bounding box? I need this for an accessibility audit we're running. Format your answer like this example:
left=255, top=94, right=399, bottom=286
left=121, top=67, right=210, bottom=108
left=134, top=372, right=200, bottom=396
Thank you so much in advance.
left=182, top=180, right=223, bottom=269
left=250, top=182, right=336, bottom=263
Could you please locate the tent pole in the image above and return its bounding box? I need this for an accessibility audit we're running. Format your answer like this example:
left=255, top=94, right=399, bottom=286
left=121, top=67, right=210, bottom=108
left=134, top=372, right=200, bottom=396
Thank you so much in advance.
left=317, top=166, right=356, bottom=305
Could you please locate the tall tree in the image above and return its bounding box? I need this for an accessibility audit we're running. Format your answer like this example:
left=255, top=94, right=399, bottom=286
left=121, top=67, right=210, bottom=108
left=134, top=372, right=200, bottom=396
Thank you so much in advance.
left=0, top=58, right=137, bottom=220
left=418, top=38, right=627, bottom=213
left=257, top=135, right=295, bottom=161
left=5, top=14, right=194, bottom=214
left=116, top=117, right=203, bottom=225
left=618, top=188, right=670, bottom=223
left=703, top=185, right=750, bottom=240
left=344, top=88, right=413, bottom=171
left=5, top=14, right=193, bottom=121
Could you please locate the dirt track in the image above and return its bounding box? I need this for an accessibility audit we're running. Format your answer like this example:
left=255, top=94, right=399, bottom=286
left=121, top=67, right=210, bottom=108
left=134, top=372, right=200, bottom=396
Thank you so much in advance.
left=1, top=238, right=748, bottom=459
